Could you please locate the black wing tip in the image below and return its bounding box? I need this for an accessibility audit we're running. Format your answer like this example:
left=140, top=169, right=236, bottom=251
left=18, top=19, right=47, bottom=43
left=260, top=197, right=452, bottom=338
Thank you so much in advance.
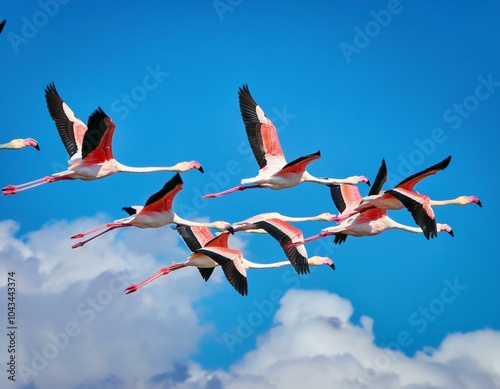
left=171, top=172, right=183, bottom=186
left=90, top=106, right=108, bottom=118
left=0, top=19, right=6, bottom=34
left=45, top=82, right=58, bottom=94
left=238, top=84, right=250, bottom=95
left=122, top=207, right=137, bottom=216
left=143, top=173, right=183, bottom=207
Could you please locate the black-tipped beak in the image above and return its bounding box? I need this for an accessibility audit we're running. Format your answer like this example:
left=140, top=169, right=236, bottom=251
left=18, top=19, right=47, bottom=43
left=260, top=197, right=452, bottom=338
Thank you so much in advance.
left=365, top=179, right=371, bottom=187
left=448, top=229, right=455, bottom=237
left=476, top=200, right=482, bottom=207
left=198, top=166, right=204, bottom=174
left=226, top=226, right=235, bottom=234
left=329, top=262, right=336, bottom=271
left=34, top=144, right=40, bottom=151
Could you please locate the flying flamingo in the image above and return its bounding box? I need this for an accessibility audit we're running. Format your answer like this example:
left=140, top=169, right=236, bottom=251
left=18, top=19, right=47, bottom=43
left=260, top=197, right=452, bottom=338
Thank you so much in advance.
left=1, top=83, right=203, bottom=195
left=0, top=138, right=40, bottom=151
left=287, top=182, right=455, bottom=247
left=126, top=225, right=335, bottom=296
left=332, top=156, right=482, bottom=239
left=228, top=211, right=336, bottom=234
left=70, top=173, right=230, bottom=249
left=203, top=84, right=369, bottom=198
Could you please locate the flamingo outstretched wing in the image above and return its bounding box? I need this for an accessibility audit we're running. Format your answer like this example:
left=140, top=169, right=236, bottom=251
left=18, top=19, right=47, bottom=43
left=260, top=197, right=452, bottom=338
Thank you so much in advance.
left=238, top=84, right=286, bottom=173
left=277, top=151, right=321, bottom=176
left=45, top=83, right=88, bottom=163
left=368, top=158, right=388, bottom=196
left=80, top=108, right=116, bottom=164
left=385, top=189, right=437, bottom=239
left=138, top=173, right=183, bottom=214
left=252, top=218, right=309, bottom=275
left=175, top=225, right=214, bottom=252
left=396, top=156, right=451, bottom=191
left=196, top=247, right=248, bottom=296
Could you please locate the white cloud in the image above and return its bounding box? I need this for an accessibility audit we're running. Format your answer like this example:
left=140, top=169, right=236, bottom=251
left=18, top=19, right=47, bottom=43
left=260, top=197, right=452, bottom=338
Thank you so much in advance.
left=1, top=219, right=498, bottom=389
left=166, top=290, right=500, bottom=389
left=0, top=218, right=220, bottom=389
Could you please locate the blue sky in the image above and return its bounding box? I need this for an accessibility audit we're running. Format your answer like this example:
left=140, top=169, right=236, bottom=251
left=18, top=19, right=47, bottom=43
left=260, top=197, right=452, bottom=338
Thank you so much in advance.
left=1, top=1, right=499, bottom=388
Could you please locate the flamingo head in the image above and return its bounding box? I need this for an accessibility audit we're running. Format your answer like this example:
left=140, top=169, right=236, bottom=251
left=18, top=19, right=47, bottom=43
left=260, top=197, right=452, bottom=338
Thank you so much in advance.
left=437, top=223, right=454, bottom=237
left=317, top=212, right=336, bottom=221
left=307, top=256, right=335, bottom=270
left=22, top=138, right=40, bottom=150
left=176, top=161, right=204, bottom=173
left=212, top=221, right=233, bottom=231
left=467, top=196, right=482, bottom=207
left=348, top=175, right=370, bottom=186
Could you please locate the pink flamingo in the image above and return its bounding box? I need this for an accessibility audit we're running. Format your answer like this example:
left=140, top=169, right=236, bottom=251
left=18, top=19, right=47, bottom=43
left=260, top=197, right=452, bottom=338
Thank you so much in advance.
left=332, top=156, right=481, bottom=239
left=70, top=173, right=230, bottom=249
left=203, top=85, right=369, bottom=198
left=0, top=138, right=40, bottom=151
left=229, top=211, right=336, bottom=234
left=126, top=225, right=334, bottom=296
left=2, top=83, right=203, bottom=195
left=287, top=183, right=455, bottom=247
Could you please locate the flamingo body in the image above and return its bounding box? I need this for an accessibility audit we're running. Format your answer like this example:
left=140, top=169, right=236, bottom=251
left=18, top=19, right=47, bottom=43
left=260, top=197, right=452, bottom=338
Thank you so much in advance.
left=1, top=83, right=203, bottom=195
left=229, top=211, right=335, bottom=233
left=71, top=174, right=230, bottom=248
left=126, top=224, right=334, bottom=297
left=203, top=85, right=369, bottom=198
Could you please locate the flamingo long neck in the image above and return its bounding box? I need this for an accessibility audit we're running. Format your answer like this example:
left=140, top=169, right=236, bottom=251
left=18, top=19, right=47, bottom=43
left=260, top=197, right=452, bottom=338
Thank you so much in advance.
left=389, top=220, right=423, bottom=234
left=244, top=260, right=291, bottom=269
left=115, top=162, right=179, bottom=173
left=0, top=141, right=17, bottom=149
left=301, top=172, right=350, bottom=185
left=172, top=215, right=221, bottom=229
left=429, top=198, right=461, bottom=206
left=284, top=214, right=328, bottom=222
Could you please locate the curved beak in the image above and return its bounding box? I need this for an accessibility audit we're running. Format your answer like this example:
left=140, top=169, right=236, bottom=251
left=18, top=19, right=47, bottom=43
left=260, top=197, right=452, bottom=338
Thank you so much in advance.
left=329, top=262, right=336, bottom=271
left=226, top=226, right=235, bottom=235
left=447, top=229, right=455, bottom=237
left=365, top=179, right=371, bottom=187
left=197, top=165, right=204, bottom=174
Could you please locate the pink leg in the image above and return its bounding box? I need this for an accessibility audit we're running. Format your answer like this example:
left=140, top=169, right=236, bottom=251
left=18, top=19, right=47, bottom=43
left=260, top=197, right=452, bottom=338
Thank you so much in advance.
left=285, top=232, right=331, bottom=247
left=2, top=176, right=56, bottom=195
left=203, top=185, right=261, bottom=199
left=71, top=222, right=125, bottom=239
left=125, top=264, right=186, bottom=294
left=71, top=224, right=130, bottom=249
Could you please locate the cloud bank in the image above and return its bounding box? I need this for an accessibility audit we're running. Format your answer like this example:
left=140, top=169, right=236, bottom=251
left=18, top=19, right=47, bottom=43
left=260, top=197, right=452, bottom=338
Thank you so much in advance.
left=0, top=219, right=498, bottom=389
